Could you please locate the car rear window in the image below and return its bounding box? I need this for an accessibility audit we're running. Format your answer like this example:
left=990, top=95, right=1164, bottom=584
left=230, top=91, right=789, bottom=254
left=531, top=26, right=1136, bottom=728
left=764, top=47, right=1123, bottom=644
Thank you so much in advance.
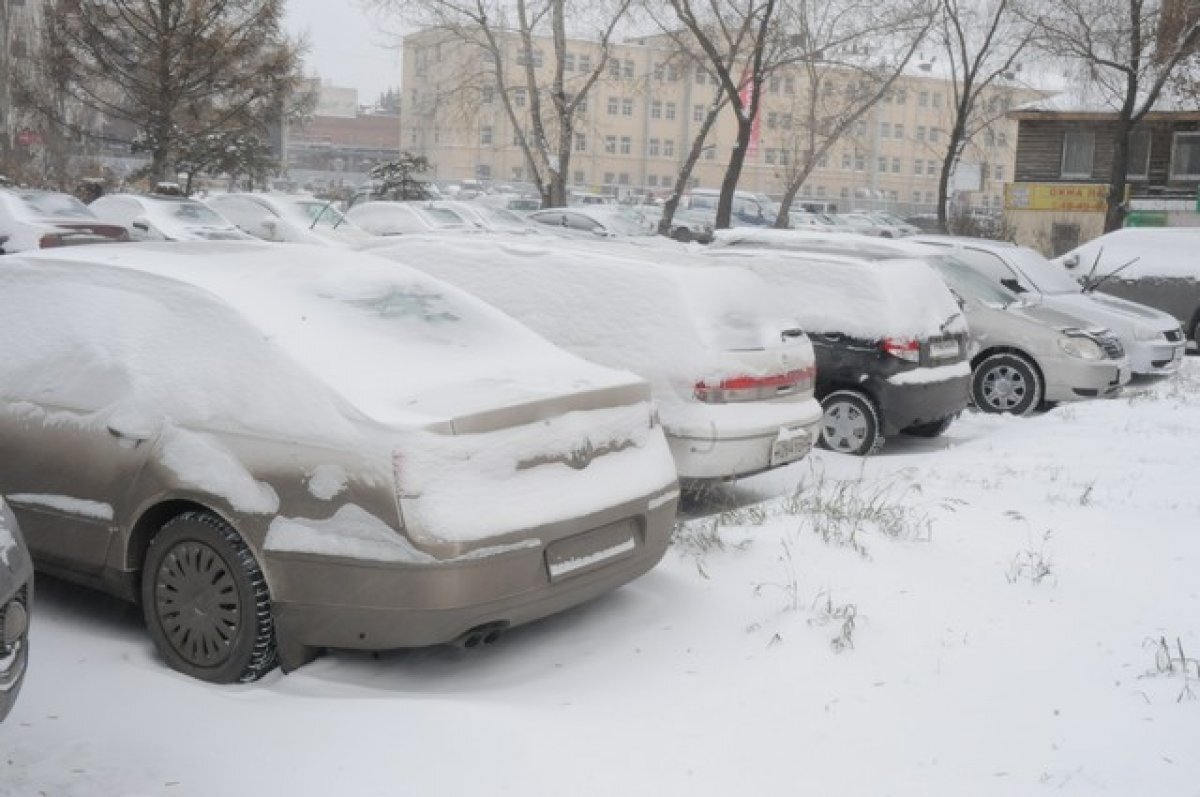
left=14, top=192, right=95, bottom=219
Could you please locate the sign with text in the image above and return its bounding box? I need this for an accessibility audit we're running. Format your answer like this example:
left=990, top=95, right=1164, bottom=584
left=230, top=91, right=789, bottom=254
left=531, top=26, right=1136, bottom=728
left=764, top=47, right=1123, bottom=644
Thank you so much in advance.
left=1004, top=183, right=1120, bottom=213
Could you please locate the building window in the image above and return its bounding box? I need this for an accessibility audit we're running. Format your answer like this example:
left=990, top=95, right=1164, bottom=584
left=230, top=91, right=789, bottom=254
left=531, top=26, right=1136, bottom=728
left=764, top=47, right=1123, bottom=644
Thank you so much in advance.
left=579, top=54, right=592, bottom=73
left=994, top=164, right=1005, bottom=182
left=481, top=86, right=495, bottom=104
left=480, top=126, right=493, bottom=146
left=997, top=132, right=1008, bottom=147
left=704, top=147, right=715, bottom=160
left=651, top=100, right=662, bottom=119
left=1062, top=130, right=1096, bottom=178
left=894, top=123, right=904, bottom=139
left=564, top=53, right=576, bottom=72
left=693, top=104, right=705, bottom=122
left=1170, top=132, right=1200, bottom=178
left=574, top=170, right=585, bottom=185
left=766, top=148, right=777, bottom=165
left=575, top=133, right=587, bottom=152
left=514, top=88, right=526, bottom=107
left=891, top=157, right=901, bottom=174
left=932, top=93, right=942, bottom=108
left=653, top=63, right=664, bottom=81
left=605, top=135, right=617, bottom=154
left=925, top=191, right=934, bottom=203
left=784, top=77, right=795, bottom=94
left=912, top=190, right=921, bottom=203
left=878, top=156, right=888, bottom=172
left=620, top=136, right=631, bottom=155
left=576, top=96, right=588, bottom=113
left=880, top=121, right=891, bottom=139
left=512, top=131, right=523, bottom=146
left=919, top=91, right=928, bottom=107
left=665, top=102, right=676, bottom=120
left=926, top=161, right=937, bottom=176
left=916, top=126, right=926, bottom=141
left=769, top=76, right=781, bottom=93
left=815, top=185, right=826, bottom=197
left=695, top=67, right=706, bottom=85
left=622, top=98, right=633, bottom=116
left=914, top=158, right=923, bottom=175
left=607, top=96, right=619, bottom=115
left=840, top=187, right=850, bottom=199
left=516, top=48, right=542, bottom=67
left=929, top=128, right=940, bottom=143
left=603, top=172, right=615, bottom=185
left=667, top=64, right=680, bottom=81
left=618, top=172, right=630, bottom=185
left=895, top=88, right=907, bottom=105
left=622, top=59, right=634, bottom=79
left=767, top=111, right=779, bottom=129
left=648, top=174, right=658, bottom=187
left=607, top=58, right=620, bottom=78
left=1127, top=130, right=1151, bottom=179
left=779, top=149, right=790, bottom=166
left=854, top=153, right=865, bottom=171
left=663, top=139, right=675, bottom=157
left=648, top=138, right=661, bottom=157
left=842, top=152, right=852, bottom=170
left=476, top=164, right=492, bottom=179
left=817, top=153, right=829, bottom=168
left=512, top=166, right=524, bottom=180
left=985, top=129, right=996, bottom=147
left=854, top=120, right=866, bottom=137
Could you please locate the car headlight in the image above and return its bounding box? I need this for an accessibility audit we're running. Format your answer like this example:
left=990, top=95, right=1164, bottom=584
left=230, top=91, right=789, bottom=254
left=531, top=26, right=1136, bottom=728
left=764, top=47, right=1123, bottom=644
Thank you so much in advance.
left=1133, top=324, right=1160, bottom=342
left=1058, top=333, right=1104, bottom=360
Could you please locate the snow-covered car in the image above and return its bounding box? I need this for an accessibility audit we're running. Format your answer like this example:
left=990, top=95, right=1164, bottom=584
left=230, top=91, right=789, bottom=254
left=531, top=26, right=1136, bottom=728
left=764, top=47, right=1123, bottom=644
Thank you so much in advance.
left=438, top=201, right=540, bottom=234
left=710, top=229, right=1131, bottom=415
left=913, top=235, right=1186, bottom=375
left=369, top=236, right=824, bottom=481
left=526, top=206, right=660, bottom=240
left=0, top=498, right=32, bottom=723
left=0, top=241, right=679, bottom=683
left=0, top=188, right=129, bottom=253
left=699, top=247, right=971, bottom=454
left=206, top=192, right=372, bottom=247
left=630, top=205, right=715, bottom=243
left=345, top=200, right=473, bottom=236
left=1055, top=228, right=1200, bottom=349
left=89, top=193, right=254, bottom=242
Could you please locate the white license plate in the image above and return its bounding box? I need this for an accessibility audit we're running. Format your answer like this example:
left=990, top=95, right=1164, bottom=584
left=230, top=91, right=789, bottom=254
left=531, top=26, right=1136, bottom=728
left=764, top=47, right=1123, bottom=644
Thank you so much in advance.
left=770, top=430, right=811, bottom=467
left=930, top=340, right=960, bottom=359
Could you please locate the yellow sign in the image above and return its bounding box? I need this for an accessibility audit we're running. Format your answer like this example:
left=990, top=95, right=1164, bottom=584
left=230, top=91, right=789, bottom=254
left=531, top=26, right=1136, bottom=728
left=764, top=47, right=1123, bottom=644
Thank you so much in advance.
left=1004, top=183, right=1117, bottom=213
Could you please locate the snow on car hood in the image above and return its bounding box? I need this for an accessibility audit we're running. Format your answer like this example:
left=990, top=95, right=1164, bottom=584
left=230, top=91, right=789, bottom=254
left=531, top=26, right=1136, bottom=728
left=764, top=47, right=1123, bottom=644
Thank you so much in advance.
left=1044, top=292, right=1179, bottom=333
left=9, top=242, right=644, bottom=433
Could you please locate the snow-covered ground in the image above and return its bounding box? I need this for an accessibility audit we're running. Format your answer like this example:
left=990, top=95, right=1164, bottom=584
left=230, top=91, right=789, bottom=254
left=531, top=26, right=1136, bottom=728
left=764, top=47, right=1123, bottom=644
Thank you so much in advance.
left=4, top=361, right=1199, bottom=796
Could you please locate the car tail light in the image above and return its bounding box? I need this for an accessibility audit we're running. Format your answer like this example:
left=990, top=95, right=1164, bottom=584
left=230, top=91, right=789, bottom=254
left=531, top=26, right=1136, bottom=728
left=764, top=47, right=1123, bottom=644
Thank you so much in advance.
left=693, top=366, right=815, bottom=403
left=38, top=233, right=64, bottom=248
left=881, top=337, right=920, bottom=363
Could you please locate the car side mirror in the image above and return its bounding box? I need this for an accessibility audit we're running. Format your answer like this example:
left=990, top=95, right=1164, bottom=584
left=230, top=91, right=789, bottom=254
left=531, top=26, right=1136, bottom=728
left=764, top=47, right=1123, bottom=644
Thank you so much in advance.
left=1062, top=253, right=1079, bottom=269
left=1000, top=277, right=1028, bottom=294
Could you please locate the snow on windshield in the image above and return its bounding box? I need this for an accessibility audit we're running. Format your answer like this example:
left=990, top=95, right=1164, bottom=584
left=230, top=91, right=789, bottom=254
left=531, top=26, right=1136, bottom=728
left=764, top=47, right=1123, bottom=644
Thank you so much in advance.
left=11, top=191, right=95, bottom=219
left=147, top=198, right=230, bottom=227
left=1006, top=246, right=1084, bottom=294
left=1060, top=229, right=1200, bottom=280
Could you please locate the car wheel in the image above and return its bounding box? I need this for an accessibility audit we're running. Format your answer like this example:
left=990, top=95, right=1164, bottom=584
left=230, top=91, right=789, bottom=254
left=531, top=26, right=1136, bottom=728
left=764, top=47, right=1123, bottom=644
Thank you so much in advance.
left=142, top=511, right=278, bottom=684
left=971, top=353, right=1042, bottom=415
left=902, top=417, right=954, bottom=437
left=817, top=390, right=884, bottom=455
left=671, top=227, right=692, bottom=243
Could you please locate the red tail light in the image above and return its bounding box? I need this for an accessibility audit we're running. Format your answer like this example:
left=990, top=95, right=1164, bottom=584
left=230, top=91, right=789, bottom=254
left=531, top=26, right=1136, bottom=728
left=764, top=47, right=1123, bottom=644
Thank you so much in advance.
left=694, top=366, right=815, bottom=404
left=38, top=233, right=64, bottom=248
left=881, top=337, right=920, bottom=363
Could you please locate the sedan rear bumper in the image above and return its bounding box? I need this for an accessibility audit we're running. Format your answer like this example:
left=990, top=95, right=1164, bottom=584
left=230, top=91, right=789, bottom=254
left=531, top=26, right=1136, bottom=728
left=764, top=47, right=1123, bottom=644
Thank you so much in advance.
left=872, top=372, right=971, bottom=435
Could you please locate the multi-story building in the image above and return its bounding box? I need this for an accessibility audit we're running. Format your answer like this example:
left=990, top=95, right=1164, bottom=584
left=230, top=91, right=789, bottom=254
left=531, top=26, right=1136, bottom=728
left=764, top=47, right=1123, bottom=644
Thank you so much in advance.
left=1, top=0, right=45, bottom=167
left=286, top=82, right=404, bottom=194
left=401, top=28, right=1029, bottom=215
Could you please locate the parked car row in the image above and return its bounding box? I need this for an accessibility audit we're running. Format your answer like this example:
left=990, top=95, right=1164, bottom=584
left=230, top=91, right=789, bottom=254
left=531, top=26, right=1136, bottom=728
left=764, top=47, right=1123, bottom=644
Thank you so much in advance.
left=0, top=189, right=1189, bottom=703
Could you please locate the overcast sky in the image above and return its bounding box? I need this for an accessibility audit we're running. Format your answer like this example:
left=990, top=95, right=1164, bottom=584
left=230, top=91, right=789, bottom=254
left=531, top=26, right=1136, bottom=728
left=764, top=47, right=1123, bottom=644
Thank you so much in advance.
left=284, top=0, right=406, bottom=102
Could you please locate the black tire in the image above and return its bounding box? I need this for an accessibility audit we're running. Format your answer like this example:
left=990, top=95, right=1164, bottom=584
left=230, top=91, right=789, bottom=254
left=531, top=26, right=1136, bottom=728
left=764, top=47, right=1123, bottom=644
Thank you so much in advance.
left=903, top=416, right=954, bottom=438
left=971, top=352, right=1043, bottom=415
left=142, top=512, right=278, bottom=684
left=817, top=390, right=884, bottom=456
left=671, top=227, right=692, bottom=243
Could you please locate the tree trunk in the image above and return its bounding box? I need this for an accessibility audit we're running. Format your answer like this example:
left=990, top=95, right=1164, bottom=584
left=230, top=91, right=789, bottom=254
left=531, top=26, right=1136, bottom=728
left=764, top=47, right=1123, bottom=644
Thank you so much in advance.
left=716, top=119, right=751, bottom=229
left=659, top=102, right=723, bottom=236
left=1105, top=119, right=1133, bottom=232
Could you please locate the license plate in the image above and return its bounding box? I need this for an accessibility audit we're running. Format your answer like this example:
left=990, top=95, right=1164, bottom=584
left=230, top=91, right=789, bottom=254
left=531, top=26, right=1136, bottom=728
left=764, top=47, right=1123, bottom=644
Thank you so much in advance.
left=770, top=428, right=811, bottom=467
left=930, top=340, right=960, bottom=359
left=545, top=520, right=637, bottom=581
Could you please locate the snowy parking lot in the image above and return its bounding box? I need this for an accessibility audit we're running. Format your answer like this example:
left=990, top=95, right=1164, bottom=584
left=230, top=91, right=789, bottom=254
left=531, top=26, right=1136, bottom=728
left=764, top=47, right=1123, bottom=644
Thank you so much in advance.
left=4, top=360, right=1199, bottom=796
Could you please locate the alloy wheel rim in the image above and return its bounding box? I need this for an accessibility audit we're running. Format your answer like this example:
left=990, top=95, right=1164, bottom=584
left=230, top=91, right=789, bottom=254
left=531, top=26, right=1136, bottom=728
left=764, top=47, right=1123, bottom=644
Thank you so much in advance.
left=154, top=541, right=240, bottom=668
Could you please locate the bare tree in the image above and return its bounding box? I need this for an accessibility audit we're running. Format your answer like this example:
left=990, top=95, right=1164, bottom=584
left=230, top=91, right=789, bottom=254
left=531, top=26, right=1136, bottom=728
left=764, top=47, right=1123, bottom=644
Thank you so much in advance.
left=376, top=0, right=632, bottom=207
left=1031, top=0, right=1200, bottom=231
left=929, top=0, right=1036, bottom=232
left=667, top=0, right=780, bottom=229
left=772, top=0, right=934, bottom=227
left=23, top=0, right=307, bottom=182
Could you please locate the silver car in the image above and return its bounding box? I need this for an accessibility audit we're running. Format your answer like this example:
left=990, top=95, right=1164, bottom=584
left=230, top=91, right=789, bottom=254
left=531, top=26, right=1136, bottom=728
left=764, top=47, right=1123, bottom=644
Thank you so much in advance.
left=913, top=235, right=1186, bottom=375
left=0, top=498, right=31, bottom=722
left=0, top=242, right=679, bottom=682
left=90, top=193, right=255, bottom=242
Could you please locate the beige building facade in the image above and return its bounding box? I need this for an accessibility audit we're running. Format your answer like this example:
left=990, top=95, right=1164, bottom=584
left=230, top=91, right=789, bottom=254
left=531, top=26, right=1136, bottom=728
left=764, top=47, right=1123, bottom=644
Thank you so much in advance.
left=402, top=28, right=1025, bottom=214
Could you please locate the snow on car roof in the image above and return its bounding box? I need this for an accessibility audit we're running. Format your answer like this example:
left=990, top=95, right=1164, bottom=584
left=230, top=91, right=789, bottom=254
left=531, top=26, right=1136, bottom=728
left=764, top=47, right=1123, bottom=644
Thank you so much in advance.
left=1057, top=228, right=1200, bottom=280
left=6, top=242, right=637, bottom=429
left=365, top=235, right=799, bottom=385
left=698, top=246, right=967, bottom=340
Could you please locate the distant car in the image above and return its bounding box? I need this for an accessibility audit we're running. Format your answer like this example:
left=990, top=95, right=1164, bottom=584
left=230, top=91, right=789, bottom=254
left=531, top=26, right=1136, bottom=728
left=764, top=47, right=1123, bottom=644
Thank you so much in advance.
left=913, top=235, right=1186, bottom=375
left=0, top=241, right=679, bottom=682
left=206, top=192, right=372, bottom=247
left=627, top=205, right=715, bottom=243
left=346, top=200, right=473, bottom=236
left=0, top=188, right=129, bottom=253
left=701, top=247, right=971, bottom=454
left=711, top=229, right=1132, bottom=415
left=0, top=498, right=32, bottom=722
left=527, top=207, right=659, bottom=240
left=90, top=193, right=254, bottom=241
left=434, top=201, right=539, bottom=235
left=1054, top=228, right=1200, bottom=349
left=369, top=235, right=825, bottom=481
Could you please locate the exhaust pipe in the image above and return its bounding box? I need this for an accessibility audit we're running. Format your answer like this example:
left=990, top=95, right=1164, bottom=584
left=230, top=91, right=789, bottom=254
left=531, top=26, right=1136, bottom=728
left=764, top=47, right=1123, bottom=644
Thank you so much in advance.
left=453, top=621, right=509, bottom=650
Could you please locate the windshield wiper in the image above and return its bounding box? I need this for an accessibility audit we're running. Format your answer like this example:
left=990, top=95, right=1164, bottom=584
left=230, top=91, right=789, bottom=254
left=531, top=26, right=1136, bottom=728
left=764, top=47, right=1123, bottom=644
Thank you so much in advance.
left=1081, top=246, right=1139, bottom=294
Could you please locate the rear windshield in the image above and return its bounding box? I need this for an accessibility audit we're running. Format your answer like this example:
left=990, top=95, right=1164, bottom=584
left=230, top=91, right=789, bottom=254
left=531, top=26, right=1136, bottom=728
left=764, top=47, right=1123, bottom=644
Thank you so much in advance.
left=151, top=200, right=230, bottom=227
left=14, top=192, right=95, bottom=219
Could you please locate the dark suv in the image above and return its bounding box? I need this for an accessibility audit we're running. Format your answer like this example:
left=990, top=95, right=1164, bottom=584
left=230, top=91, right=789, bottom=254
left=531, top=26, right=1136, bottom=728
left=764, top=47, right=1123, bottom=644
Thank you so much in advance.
left=705, top=247, right=971, bottom=455
left=1, top=498, right=32, bottom=722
